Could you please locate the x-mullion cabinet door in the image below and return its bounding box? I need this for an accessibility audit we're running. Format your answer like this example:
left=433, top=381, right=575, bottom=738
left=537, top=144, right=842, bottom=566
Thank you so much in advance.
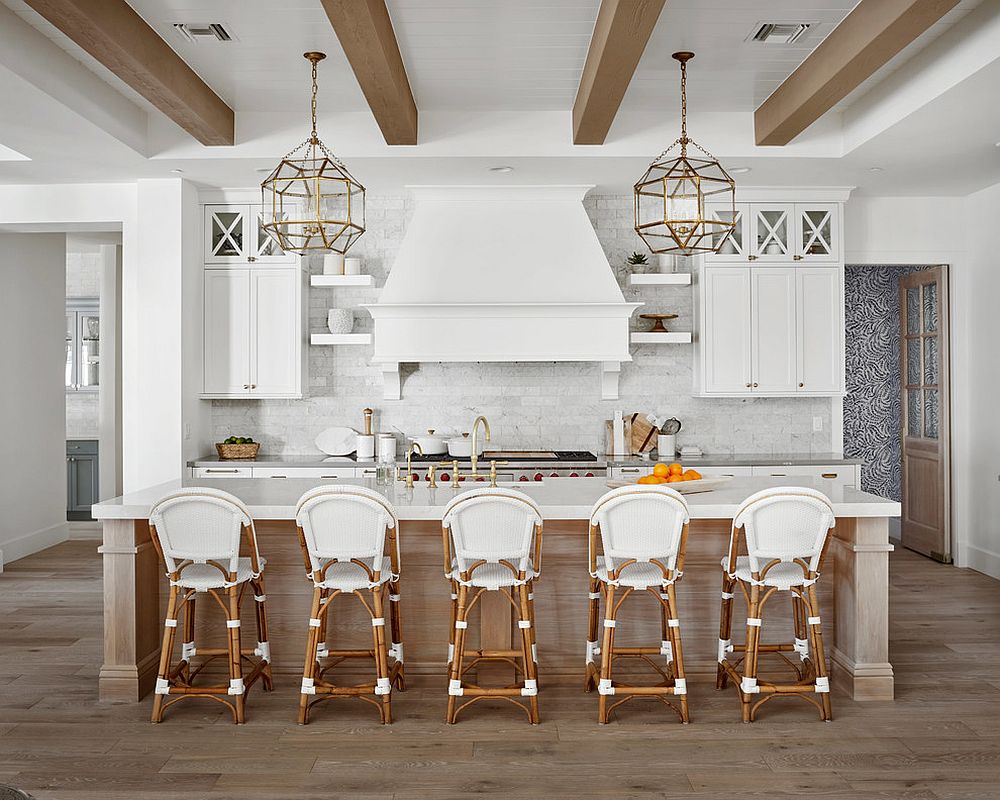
left=794, top=203, right=839, bottom=263
left=205, top=204, right=251, bottom=263
left=750, top=204, right=794, bottom=262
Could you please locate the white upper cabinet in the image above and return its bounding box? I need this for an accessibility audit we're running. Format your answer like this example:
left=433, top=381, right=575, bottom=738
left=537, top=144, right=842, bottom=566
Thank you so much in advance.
left=796, top=267, right=843, bottom=393
left=751, top=268, right=798, bottom=392
left=699, top=268, right=752, bottom=393
left=706, top=201, right=841, bottom=265
left=205, top=204, right=295, bottom=265
left=203, top=269, right=252, bottom=394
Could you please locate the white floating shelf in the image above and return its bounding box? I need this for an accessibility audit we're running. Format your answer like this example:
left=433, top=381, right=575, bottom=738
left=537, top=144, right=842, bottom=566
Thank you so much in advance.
left=629, top=273, right=692, bottom=286
left=630, top=331, right=692, bottom=344
left=310, top=333, right=372, bottom=345
left=310, top=274, right=374, bottom=287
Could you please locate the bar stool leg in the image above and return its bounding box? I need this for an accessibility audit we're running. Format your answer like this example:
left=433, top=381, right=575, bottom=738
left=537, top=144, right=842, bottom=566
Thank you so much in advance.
left=596, top=584, right=617, bottom=724
left=527, top=580, right=538, bottom=675
left=517, top=583, right=540, bottom=724
left=151, top=585, right=179, bottom=723
left=226, top=585, right=246, bottom=724
left=584, top=575, right=601, bottom=692
left=388, top=577, right=405, bottom=691
left=447, top=580, right=459, bottom=670
left=664, top=583, right=689, bottom=723
left=298, top=587, right=323, bottom=725
left=717, top=572, right=736, bottom=690
left=370, top=586, right=393, bottom=724
left=791, top=592, right=810, bottom=681
left=740, top=583, right=762, bottom=723
left=250, top=576, right=273, bottom=691
left=446, top=584, right=470, bottom=724
left=805, top=583, right=833, bottom=721
left=179, top=592, right=195, bottom=685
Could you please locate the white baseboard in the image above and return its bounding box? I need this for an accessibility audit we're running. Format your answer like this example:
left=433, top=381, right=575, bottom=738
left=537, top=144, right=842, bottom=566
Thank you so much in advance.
left=0, top=522, right=70, bottom=567
left=964, top=544, right=1000, bottom=581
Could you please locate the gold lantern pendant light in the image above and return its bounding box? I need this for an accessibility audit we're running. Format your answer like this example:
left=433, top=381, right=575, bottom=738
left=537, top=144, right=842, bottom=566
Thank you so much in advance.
left=634, top=51, right=735, bottom=256
left=261, top=52, right=365, bottom=255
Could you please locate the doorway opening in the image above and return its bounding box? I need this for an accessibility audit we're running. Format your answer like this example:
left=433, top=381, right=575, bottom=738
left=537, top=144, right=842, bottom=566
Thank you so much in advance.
left=843, top=264, right=951, bottom=562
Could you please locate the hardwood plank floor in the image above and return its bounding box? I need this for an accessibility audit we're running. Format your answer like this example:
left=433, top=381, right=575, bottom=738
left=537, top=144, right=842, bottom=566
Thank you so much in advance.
left=0, top=540, right=998, bottom=799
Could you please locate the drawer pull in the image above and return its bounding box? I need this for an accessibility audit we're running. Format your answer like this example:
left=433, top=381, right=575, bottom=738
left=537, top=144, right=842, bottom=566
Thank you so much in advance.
left=320, top=475, right=339, bottom=479
left=770, top=473, right=787, bottom=477
left=821, top=473, right=838, bottom=479
left=205, top=468, right=239, bottom=474
left=269, top=475, right=287, bottom=479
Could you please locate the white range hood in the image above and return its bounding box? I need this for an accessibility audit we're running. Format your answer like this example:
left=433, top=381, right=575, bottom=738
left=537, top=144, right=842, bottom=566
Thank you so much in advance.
left=363, top=185, right=640, bottom=399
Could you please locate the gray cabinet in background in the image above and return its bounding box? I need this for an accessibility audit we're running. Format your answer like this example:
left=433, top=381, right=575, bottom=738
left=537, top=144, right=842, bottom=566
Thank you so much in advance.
left=67, top=439, right=98, bottom=521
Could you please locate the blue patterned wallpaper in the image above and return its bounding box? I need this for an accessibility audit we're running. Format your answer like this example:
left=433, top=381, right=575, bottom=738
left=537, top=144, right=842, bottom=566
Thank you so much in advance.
left=843, top=264, right=924, bottom=501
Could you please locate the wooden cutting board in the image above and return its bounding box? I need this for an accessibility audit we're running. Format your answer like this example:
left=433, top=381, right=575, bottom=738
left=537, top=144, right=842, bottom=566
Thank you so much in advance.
left=628, top=412, right=659, bottom=454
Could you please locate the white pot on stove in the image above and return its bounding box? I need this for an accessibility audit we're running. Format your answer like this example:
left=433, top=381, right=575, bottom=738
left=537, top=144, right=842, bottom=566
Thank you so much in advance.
left=447, top=433, right=485, bottom=458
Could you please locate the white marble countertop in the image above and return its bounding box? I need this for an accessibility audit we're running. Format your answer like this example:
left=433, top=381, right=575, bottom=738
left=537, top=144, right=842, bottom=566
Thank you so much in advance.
left=93, top=476, right=900, bottom=521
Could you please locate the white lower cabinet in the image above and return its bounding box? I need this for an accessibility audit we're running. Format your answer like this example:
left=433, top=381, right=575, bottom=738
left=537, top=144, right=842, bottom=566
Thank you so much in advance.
left=192, top=466, right=253, bottom=479
left=203, top=267, right=304, bottom=398
left=750, top=464, right=859, bottom=488
left=251, top=467, right=360, bottom=479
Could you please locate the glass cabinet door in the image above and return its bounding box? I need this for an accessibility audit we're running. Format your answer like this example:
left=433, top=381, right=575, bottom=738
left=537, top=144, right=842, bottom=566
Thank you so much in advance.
left=65, top=312, right=76, bottom=389
left=751, top=205, right=792, bottom=261
left=253, top=207, right=293, bottom=262
left=205, top=205, right=248, bottom=262
left=78, top=313, right=100, bottom=390
left=705, top=203, right=749, bottom=263
left=794, top=204, right=839, bottom=262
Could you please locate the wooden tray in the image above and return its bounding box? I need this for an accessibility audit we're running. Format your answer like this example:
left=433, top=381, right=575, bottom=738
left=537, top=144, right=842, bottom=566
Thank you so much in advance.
left=606, top=475, right=733, bottom=495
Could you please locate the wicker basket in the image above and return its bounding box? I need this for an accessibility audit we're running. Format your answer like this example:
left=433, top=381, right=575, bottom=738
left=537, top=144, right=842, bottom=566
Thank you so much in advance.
left=215, top=442, right=260, bottom=460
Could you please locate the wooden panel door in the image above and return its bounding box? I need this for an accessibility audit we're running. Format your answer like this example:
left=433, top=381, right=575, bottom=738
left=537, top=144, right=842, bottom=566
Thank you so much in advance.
left=203, top=268, right=251, bottom=395
left=751, top=267, right=797, bottom=392
left=250, top=269, right=300, bottom=396
left=702, top=267, right=752, bottom=393
left=900, top=267, right=950, bottom=561
left=796, top=267, right=843, bottom=393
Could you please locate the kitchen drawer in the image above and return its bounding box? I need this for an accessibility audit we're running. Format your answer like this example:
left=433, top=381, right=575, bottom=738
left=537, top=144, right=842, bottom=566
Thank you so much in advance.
left=750, top=464, right=857, bottom=487
left=610, top=466, right=645, bottom=480
left=690, top=466, right=753, bottom=478
left=67, top=439, right=99, bottom=456
left=193, top=466, right=252, bottom=478
left=251, top=466, right=357, bottom=479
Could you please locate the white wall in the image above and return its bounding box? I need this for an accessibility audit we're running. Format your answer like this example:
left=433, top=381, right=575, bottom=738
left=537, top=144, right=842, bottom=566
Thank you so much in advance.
left=0, top=232, right=67, bottom=567
left=845, top=195, right=974, bottom=571
left=962, top=182, right=1000, bottom=577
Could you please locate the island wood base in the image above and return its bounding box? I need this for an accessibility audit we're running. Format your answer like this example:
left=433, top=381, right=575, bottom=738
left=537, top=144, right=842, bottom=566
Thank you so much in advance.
left=98, top=517, right=894, bottom=704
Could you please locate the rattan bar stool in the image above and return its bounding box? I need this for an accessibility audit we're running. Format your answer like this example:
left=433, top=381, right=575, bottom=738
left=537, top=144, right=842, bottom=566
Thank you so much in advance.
left=294, top=486, right=404, bottom=724
left=442, top=487, right=543, bottom=724
left=584, top=485, right=691, bottom=724
left=148, top=488, right=273, bottom=724
left=716, top=487, right=836, bottom=722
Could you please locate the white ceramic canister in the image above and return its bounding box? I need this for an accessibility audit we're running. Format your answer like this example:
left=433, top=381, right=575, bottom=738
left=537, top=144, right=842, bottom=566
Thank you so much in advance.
left=657, top=433, right=676, bottom=458
left=344, top=257, right=362, bottom=275
left=356, top=433, right=376, bottom=460
left=323, top=253, right=345, bottom=275
left=377, top=433, right=397, bottom=463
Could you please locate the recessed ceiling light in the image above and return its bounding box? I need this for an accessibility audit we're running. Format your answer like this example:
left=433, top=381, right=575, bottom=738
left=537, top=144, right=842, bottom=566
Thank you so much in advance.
left=489, top=166, right=514, bottom=174
left=729, top=167, right=752, bottom=175
left=869, top=166, right=883, bottom=173
left=170, top=168, right=184, bottom=174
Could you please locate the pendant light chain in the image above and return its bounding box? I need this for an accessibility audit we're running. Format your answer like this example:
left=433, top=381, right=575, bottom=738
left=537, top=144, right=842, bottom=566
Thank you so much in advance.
left=679, top=57, right=688, bottom=155
left=310, top=56, right=319, bottom=144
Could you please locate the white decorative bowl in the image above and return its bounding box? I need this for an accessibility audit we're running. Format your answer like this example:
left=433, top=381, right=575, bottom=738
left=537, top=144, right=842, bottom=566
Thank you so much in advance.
left=327, top=309, right=354, bottom=334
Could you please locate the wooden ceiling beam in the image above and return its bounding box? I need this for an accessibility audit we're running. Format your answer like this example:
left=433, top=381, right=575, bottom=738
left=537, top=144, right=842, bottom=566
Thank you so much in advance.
left=320, top=0, right=417, bottom=145
left=755, top=0, right=959, bottom=146
left=22, top=0, right=234, bottom=146
left=573, top=0, right=667, bottom=145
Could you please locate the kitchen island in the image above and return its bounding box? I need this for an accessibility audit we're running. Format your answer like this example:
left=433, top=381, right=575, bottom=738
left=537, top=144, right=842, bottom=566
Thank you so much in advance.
left=93, top=477, right=900, bottom=704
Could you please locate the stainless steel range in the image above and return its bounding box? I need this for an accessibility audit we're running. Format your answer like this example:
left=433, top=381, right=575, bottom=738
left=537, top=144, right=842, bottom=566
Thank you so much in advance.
left=402, top=450, right=606, bottom=485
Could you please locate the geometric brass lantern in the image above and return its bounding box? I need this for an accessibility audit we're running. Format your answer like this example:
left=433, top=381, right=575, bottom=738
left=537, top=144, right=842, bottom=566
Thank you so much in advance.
left=634, top=52, right=735, bottom=256
left=261, top=52, right=365, bottom=255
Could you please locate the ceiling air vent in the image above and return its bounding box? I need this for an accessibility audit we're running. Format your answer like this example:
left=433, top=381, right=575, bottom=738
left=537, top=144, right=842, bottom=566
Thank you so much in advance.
left=748, top=22, right=811, bottom=44
left=172, top=23, right=233, bottom=43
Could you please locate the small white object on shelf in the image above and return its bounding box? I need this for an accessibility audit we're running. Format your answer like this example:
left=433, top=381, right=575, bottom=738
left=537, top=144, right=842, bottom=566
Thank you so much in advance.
left=323, top=253, right=345, bottom=275
left=310, top=274, right=374, bottom=287
left=630, top=331, right=692, bottom=344
left=311, top=333, right=372, bottom=345
left=629, top=273, right=691, bottom=286
left=657, top=253, right=675, bottom=272
left=344, top=257, right=362, bottom=275
left=315, top=426, right=359, bottom=456
left=327, top=309, right=354, bottom=334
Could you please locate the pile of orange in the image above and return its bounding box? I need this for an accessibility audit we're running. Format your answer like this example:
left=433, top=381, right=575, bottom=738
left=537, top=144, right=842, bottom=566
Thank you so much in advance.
left=637, top=462, right=702, bottom=485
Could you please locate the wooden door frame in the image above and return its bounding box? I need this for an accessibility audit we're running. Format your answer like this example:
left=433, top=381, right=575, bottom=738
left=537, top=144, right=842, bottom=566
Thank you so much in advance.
left=899, top=264, right=951, bottom=562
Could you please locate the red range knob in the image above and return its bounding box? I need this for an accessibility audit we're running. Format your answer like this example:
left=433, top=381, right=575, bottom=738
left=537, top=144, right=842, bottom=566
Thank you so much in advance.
left=569, top=472, right=579, bottom=478
left=533, top=473, right=543, bottom=482
left=519, top=475, right=529, bottom=481
left=585, top=472, right=595, bottom=478
left=550, top=472, right=559, bottom=478
left=458, top=476, right=466, bottom=482
left=475, top=476, right=486, bottom=482
left=411, top=473, right=420, bottom=483
left=440, top=473, right=450, bottom=482
left=424, top=473, right=431, bottom=481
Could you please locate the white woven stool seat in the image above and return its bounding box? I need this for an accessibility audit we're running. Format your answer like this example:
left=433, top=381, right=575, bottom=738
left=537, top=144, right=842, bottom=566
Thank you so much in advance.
left=317, top=557, right=394, bottom=592
left=447, top=560, right=538, bottom=589
left=595, top=560, right=674, bottom=589
left=172, top=556, right=266, bottom=590
left=722, top=556, right=811, bottom=590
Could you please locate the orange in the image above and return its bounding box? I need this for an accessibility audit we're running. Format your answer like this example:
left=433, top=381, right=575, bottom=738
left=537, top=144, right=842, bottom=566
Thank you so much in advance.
left=637, top=475, right=659, bottom=485
left=682, top=469, right=702, bottom=481
left=666, top=475, right=684, bottom=483
left=668, top=462, right=684, bottom=476
left=652, top=462, right=670, bottom=478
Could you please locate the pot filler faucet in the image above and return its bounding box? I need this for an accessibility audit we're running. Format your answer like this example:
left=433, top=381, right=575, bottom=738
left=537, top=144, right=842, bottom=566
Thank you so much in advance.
left=470, top=415, right=491, bottom=476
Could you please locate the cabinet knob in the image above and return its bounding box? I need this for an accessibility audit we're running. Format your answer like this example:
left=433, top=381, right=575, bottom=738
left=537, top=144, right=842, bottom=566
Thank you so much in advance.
left=248, top=256, right=256, bottom=263
left=799, top=382, right=805, bottom=388
left=753, top=382, right=759, bottom=388
left=250, top=384, right=256, bottom=389
left=243, top=384, right=250, bottom=389
left=745, top=383, right=751, bottom=388
left=793, top=254, right=803, bottom=261
left=748, top=255, right=758, bottom=262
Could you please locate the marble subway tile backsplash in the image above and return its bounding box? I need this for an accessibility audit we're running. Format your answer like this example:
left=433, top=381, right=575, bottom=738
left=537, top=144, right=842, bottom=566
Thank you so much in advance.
left=211, top=193, right=833, bottom=456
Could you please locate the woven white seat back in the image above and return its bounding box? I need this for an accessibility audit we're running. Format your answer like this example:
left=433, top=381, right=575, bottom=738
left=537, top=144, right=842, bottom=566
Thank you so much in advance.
left=442, top=488, right=542, bottom=576
left=295, top=485, right=399, bottom=576
left=733, top=487, right=835, bottom=574
left=149, top=487, right=252, bottom=575
left=590, top=486, right=689, bottom=572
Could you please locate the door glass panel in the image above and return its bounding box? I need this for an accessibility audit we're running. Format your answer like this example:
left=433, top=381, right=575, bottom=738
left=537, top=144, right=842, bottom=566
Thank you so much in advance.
left=906, top=287, right=920, bottom=334
left=257, top=211, right=284, bottom=257
left=906, top=338, right=921, bottom=385
left=801, top=209, right=832, bottom=255
left=713, top=209, right=742, bottom=254
left=65, top=313, right=75, bottom=388
left=756, top=210, right=788, bottom=255
left=211, top=211, right=243, bottom=257
left=924, top=336, right=939, bottom=385
left=79, top=314, right=100, bottom=389
left=923, top=281, right=938, bottom=333
left=924, top=389, right=939, bottom=439
left=907, top=389, right=922, bottom=436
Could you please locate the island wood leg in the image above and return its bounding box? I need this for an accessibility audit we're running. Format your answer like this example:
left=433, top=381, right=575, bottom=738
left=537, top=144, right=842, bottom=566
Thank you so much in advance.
left=98, top=519, right=162, bottom=702
left=829, top=517, right=895, bottom=701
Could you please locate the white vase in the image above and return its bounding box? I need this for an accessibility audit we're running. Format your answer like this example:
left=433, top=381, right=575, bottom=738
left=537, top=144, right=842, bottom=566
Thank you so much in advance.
left=327, top=309, right=353, bottom=334
left=344, top=257, right=362, bottom=275
left=323, top=253, right=345, bottom=275
left=658, top=253, right=675, bottom=272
